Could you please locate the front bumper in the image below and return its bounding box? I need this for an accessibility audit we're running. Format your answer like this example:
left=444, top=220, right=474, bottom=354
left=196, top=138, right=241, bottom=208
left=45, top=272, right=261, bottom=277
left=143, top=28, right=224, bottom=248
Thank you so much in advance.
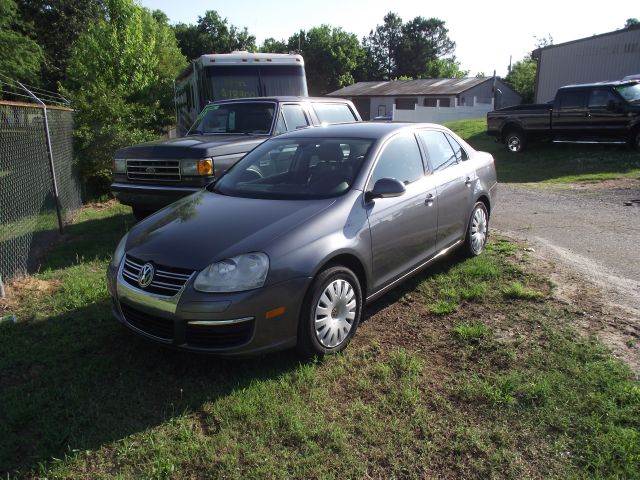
left=107, top=260, right=311, bottom=356
left=111, top=182, right=203, bottom=209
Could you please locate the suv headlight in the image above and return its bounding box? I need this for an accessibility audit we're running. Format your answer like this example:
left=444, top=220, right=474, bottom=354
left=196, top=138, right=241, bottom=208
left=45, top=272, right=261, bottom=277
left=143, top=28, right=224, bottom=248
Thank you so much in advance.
left=194, top=253, right=269, bottom=293
left=110, top=233, right=129, bottom=268
left=182, top=158, right=214, bottom=176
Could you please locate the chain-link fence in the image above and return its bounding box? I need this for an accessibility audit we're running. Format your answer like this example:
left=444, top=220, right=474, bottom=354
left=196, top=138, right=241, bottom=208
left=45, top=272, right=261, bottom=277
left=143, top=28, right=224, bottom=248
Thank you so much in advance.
left=0, top=100, right=82, bottom=285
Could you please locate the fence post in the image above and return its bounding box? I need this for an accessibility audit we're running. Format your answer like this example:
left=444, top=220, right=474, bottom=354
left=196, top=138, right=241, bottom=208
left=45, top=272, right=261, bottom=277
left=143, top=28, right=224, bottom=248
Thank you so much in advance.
left=17, top=82, right=64, bottom=234
left=0, top=274, right=5, bottom=298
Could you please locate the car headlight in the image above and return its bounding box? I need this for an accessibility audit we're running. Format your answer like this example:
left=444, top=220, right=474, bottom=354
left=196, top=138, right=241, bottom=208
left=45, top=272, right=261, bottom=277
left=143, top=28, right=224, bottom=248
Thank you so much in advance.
left=194, top=253, right=269, bottom=293
left=182, top=158, right=214, bottom=176
left=113, top=158, right=126, bottom=173
left=110, top=233, right=129, bottom=268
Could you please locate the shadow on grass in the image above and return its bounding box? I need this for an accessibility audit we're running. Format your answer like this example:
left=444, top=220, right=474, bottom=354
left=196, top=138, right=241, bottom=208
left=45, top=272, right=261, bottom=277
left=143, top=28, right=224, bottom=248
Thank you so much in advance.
left=0, top=298, right=300, bottom=475
left=464, top=130, right=640, bottom=184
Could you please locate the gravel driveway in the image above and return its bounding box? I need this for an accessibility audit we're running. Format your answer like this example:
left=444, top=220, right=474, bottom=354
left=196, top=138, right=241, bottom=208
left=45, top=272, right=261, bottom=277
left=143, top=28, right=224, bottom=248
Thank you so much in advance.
left=491, top=181, right=640, bottom=316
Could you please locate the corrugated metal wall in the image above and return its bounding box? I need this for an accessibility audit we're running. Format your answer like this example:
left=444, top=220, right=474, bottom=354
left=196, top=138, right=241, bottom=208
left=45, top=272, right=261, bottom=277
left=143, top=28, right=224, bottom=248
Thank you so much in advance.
left=535, top=28, right=640, bottom=103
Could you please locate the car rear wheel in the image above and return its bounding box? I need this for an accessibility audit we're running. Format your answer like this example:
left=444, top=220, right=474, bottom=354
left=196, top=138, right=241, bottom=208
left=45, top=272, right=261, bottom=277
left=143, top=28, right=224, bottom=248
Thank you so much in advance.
left=297, top=266, right=362, bottom=357
left=505, top=131, right=525, bottom=153
left=462, top=202, right=489, bottom=257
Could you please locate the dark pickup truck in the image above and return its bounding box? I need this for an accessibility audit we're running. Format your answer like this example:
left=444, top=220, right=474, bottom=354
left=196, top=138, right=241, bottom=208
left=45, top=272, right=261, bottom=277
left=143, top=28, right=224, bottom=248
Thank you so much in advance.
left=112, top=97, right=361, bottom=219
left=487, top=80, right=640, bottom=152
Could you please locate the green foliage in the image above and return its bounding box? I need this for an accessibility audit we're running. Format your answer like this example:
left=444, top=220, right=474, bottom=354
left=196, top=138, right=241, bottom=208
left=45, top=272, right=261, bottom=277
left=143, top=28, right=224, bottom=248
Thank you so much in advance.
left=288, top=26, right=365, bottom=95
left=65, top=0, right=186, bottom=196
left=505, top=55, right=537, bottom=103
left=15, top=0, right=104, bottom=91
left=502, top=281, right=544, bottom=300
left=363, top=12, right=457, bottom=80
left=625, top=18, right=639, bottom=28
left=0, top=0, right=42, bottom=83
left=173, top=10, right=256, bottom=60
left=452, top=322, right=490, bottom=343
left=260, top=37, right=288, bottom=53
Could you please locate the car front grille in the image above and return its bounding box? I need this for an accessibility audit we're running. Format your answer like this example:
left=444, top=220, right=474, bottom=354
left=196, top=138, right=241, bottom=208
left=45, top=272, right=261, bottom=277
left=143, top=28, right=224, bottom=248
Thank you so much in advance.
left=120, top=302, right=174, bottom=340
left=122, top=255, right=193, bottom=297
left=127, top=159, right=180, bottom=182
left=185, top=320, right=255, bottom=349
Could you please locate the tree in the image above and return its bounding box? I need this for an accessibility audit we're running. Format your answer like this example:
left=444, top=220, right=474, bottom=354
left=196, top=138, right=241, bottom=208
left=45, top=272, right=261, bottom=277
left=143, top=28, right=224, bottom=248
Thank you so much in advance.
left=363, top=12, right=458, bottom=80
left=260, top=38, right=288, bottom=53
left=15, top=0, right=104, bottom=91
left=625, top=18, right=639, bottom=28
left=65, top=0, right=186, bottom=195
left=288, top=26, right=364, bottom=95
left=505, top=56, right=537, bottom=103
left=362, top=12, right=403, bottom=80
left=395, top=17, right=456, bottom=79
left=0, top=0, right=42, bottom=84
left=173, top=10, right=256, bottom=60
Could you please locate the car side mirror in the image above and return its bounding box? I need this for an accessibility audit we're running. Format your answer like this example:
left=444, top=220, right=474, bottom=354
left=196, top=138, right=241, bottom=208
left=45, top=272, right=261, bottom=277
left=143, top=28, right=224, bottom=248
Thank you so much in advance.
left=365, top=178, right=406, bottom=202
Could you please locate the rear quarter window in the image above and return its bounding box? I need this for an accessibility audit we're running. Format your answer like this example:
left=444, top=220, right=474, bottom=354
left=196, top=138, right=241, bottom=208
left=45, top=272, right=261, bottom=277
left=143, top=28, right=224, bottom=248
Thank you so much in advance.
left=312, top=103, right=357, bottom=124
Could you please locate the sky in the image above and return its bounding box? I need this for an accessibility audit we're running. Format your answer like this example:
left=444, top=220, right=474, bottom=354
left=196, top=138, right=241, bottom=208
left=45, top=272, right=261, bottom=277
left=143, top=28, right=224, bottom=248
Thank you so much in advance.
left=140, top=0, right=636, bottom=77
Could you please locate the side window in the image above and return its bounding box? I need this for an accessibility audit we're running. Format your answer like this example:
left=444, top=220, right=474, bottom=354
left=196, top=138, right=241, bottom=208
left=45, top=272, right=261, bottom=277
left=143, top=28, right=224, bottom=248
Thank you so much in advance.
left=313, top=103, right=357, bottom=124
left=557, top=91, right=587, bottom=110
left=445, top=133, right=468, bottom=161
left=274, top=112, right=287, bottom=135
left=281, top=104, right=309, bottom=131
left=588, top=89, right=617, bottom=108
left=418, top=130, right=458, bottom=172
left=369, top=134, right=424, bottom=187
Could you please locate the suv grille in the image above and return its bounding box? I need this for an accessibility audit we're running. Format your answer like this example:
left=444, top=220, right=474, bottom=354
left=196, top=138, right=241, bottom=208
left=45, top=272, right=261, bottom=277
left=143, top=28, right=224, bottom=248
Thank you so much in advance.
left=122, top=255, right=193, bottom=297
left=127, top=159, right=180, bottom=182
left=120, top=302, right=174, bottom=340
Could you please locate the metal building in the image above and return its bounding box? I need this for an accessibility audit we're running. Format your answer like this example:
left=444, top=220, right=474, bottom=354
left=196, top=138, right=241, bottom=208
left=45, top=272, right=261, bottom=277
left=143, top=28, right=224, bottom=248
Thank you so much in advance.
left=327, top=77, right=521, bottom=120
left=533, top=25, right=640, bottom=103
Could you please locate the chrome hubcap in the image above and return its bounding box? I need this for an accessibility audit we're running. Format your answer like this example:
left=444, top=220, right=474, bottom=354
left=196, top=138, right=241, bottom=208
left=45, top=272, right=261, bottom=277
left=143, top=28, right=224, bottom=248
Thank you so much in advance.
left=507, top=136, right=521, bottom=152
left=314, top=279, right=357, bottom=348
left=470, top=207, right=487, bottom=253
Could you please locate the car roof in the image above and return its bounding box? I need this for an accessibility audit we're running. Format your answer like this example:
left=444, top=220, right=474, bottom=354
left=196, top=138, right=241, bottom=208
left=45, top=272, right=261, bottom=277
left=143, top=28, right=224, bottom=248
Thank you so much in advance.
left=274, top=121, right=447, bottom=139
left=208, top=96, right=354, bottom=104
left=559, top=79, right=640, bottom=90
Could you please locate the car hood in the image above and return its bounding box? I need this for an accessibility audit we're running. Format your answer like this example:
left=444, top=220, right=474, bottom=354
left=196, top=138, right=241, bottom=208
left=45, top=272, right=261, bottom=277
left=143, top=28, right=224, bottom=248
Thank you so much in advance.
left=114, top=134, right=267, bottom=159
left=126, top=191, right=336, bottom=271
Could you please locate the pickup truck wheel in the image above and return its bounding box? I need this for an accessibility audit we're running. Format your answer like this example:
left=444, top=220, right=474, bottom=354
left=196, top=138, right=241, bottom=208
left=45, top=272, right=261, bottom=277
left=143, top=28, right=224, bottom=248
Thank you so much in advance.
left=505, top=131, right=525, bottom=153
left=633, top=131, right=640, bottom=151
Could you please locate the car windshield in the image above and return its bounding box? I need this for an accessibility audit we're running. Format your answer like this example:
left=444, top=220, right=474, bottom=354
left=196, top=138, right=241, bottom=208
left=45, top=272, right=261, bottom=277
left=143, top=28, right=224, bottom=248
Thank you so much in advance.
left=212, top=137, right=374, bottom=200
left=188, top=102, right=275, bottom=135
left=615, top=83, right=640, bottom=103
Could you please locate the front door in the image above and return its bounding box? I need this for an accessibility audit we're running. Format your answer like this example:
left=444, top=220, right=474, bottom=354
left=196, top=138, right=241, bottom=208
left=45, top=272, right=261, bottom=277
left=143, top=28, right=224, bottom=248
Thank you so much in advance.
left=366, top=133, right=438, bottom=292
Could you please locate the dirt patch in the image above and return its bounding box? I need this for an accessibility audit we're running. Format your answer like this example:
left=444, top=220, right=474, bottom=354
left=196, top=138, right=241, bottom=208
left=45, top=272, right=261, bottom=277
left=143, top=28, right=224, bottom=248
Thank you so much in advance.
left=568, top=177, right=640, bottom=191
left=0, top=276, right=61, bottom=315
left=512, top=245, right=640, bottom=377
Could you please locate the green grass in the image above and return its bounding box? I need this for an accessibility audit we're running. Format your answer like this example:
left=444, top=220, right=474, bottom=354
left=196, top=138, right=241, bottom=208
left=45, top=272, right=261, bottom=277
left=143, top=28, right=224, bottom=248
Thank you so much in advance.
left=446, top=118, right=640, bottom=184
left=1, top=204, right=638, bottom=478
left=503, top=281, right=545, bottom=300
left=452, top=322, right=490, bottom=343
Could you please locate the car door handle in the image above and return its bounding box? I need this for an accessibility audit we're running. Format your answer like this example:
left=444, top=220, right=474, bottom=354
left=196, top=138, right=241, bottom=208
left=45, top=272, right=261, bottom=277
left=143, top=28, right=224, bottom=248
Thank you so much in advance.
left=464, top=177, right=472, bottom=187
left=425, top=193, right=434, bottom=206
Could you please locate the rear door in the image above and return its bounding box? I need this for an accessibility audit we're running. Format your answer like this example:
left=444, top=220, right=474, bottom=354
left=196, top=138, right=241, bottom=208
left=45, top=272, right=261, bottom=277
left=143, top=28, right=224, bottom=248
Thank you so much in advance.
left=417, top=129, right=474, bottom=250
left=553, top=89, right=589, bottom=138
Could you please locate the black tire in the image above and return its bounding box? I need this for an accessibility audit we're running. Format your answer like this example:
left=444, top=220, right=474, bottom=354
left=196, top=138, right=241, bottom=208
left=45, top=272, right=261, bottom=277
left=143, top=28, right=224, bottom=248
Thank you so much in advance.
left=631, top=130, right=640, bottom=151
left=297, top=266, right=362, bottom=357
left=461, top=202, right=489, bottom=257
left=504, top=130, right=526, bottom=153
left=132, top=206, right=153, bottom=222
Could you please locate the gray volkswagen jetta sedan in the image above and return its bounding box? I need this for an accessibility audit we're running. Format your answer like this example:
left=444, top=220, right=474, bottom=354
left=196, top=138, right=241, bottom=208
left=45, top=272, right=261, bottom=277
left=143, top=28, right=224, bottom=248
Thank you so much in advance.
left=107, top=122, right=497, bottom=356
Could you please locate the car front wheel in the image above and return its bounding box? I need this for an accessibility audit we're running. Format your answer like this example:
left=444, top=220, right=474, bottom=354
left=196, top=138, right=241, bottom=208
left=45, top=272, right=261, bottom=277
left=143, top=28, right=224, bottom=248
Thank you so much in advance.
left=505, top=131, right=525, bottom=153
left=297, top=266, right=362, bottom=357
left=462, top=202, right=489, bottom=257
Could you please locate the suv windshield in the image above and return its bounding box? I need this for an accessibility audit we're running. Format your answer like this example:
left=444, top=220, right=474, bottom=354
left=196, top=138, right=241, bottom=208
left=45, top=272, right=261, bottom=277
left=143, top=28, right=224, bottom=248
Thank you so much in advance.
left=212, top=137, right=374, bottom=199
left=615, top=83, right=640, bottom=103
left=188, top=102, right=275, bottom=135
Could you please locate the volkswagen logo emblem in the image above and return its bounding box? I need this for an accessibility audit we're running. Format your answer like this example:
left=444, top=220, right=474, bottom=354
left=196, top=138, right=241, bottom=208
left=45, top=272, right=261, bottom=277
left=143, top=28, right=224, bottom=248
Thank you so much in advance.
left=138, top=263, right=155, bottom=288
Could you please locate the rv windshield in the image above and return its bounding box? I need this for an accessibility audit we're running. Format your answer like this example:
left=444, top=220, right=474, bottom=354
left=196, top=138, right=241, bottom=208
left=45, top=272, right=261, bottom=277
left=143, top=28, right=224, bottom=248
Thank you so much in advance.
left=189, top=102, right=276, bottom=135
left=205, top=65, right=307, bottom=99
